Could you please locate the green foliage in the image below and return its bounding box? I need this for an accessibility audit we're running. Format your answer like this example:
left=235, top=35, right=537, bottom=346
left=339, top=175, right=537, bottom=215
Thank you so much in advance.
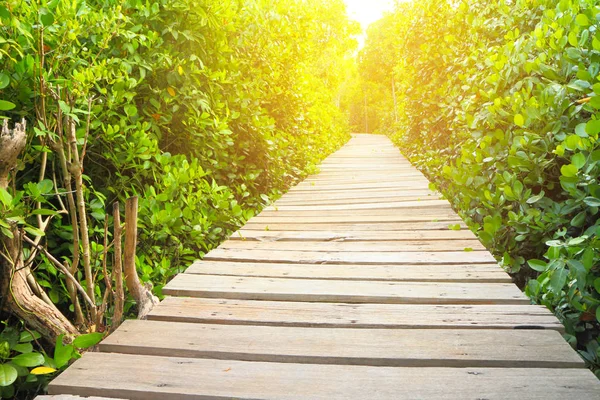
left=356, top=0, right=600, bottom=375
left=0, top=323, right=101, bottom=398
left=0, top=0, right=356, bottom=394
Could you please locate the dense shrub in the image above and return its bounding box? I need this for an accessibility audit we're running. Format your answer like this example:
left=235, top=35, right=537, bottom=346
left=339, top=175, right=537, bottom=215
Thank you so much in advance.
left=352, top=0, right=600, bottom=374
left=0, top=0, right=357, bottom=395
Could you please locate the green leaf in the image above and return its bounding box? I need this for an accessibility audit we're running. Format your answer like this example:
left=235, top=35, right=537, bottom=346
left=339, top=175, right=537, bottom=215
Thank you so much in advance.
left=19, top=331, right=41, bottom=343
left=124, top=104, right=138, bottom=117
left=586, top=119, right=600, bottom=135
left=583, top=197, right=600, bottom=207
left=594, top=278, right=600, bottom=294
left=39, top=9, right=54, bottom=26
left=24, top=226, right=45, bottom=237
left=575, top=14, right=589, bottom=26
left=571, top=153, right=586, bottom=169
left=11, top=343, right=32, bottom=354
left=53, top=335, right=74, bottom=369
left=11, top=352, right=44, bottom=367
left=0, top=100, right=15, bottom=111
left=0, top=73, right=9, bottom=90
left=37, top=179, right=53, bottom=195
left=0, top=6, right=10, bottom=20
left=526, top=191, right=544, bottom=204
left=513, top=114, right=525, bottom=127
left=0, top=189, right=12, bottom=207
left=549, top=267, right=568, bottom=294
left=527, top=259, right=547, bottom=272
left=0, top=364, right=17, bottom=387
left=560, top=164, right=578, bottom=177
left=463, top=247, right=473, bottom=252
left=72, top=332, right=103, bottom=349
left=447, top=224, right=461, bottom=230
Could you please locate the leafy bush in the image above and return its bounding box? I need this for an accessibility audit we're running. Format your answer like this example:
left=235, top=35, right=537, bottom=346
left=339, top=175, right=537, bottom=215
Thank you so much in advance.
left=353, top=0, right=600, bottom=375
left=0, top=0, right=357, bottom=395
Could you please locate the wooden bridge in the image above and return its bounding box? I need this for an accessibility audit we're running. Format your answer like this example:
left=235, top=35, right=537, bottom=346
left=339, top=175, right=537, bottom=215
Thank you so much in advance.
left=45, top=134, right=600, bottom=399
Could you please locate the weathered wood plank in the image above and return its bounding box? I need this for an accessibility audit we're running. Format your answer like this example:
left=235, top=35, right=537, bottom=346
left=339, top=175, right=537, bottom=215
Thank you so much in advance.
left=291, top=181, right=431, bottom=191
left=184, top=261, right=511, bottom=282
left=48, top=353, right=600, bottom=400
left=101, top=320, right=582, bottom=368
left=162, top=275, right=528, bottom=304
left=203, top=248, right=496, bottom=264
left=215, top=239, right=486, bottom=252
left=250, top=213, right=460, bottom=224
left=231, top=229, right=478, bottom=241
left=242, top=221, right=466, bottom=231
left=258, top=208, right=456, bottom=218
left=149, top=298, right=563, bottom=330
left=266, top=199, right=449, bottom=211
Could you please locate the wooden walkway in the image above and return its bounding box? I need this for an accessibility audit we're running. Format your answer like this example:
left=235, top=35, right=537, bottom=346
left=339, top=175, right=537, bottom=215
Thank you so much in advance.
left=47, top=134, right=600, bottom=399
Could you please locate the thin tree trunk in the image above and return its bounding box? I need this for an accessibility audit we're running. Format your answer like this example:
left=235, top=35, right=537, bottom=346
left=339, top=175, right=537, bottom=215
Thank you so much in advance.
left=111, top=202, right=124, bottom=330
left=123, top=197, right=158, bottom=319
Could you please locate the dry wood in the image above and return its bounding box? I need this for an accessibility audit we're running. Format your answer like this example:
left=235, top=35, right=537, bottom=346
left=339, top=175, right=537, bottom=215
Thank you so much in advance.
left=242, top=221, right=467, bottom=231
left=215, top=239, right=485, bottom=252
left=149, top=297, right=563, bottom=330
left=103, top=320, right=583, bottom=368
left=231, top=229, right=477, bottom=241
left=183, top=261, right=510, bottom=282
left=48, top=353, right=600, bottom=399
left=203, top=248, right=496, bottom=264
left=162, top=274, right=528, bottom=304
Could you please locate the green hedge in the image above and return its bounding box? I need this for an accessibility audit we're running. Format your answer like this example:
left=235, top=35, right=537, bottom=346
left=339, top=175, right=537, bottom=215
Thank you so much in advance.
left=0, top=0, right=356, bottom=323
left=353, top=0, right=600, bottom=375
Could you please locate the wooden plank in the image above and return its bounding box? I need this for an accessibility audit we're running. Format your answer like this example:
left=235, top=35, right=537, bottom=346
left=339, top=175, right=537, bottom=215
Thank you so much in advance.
left=215, top=239, right=486, bottom=252
left=149, top=298, right=563, bottom=330
left=286, top=186, right=434, bottom=195
left=291, top=182, right=432, bottom=191
left=250, top=214, right=460, bottom=224
left=273, top=196, right=442, bottom=206
left=184, top=261, right=511, bottom=283
left=242, top=221, right=467, bottom=231
left=48, top=353, right=600, bottom=400
left=267, top=199, right=449, bottom=211
left=231, top=229, right=478, bottom=241
left=203, top=248, right=496, bottom=264
left=101, top=320, right=582, bottom=368
left=257, top=208, right=455, bottom=218
left=162, top=275, right=528, bottom=304
left=276, top=193, right=441, bottom=204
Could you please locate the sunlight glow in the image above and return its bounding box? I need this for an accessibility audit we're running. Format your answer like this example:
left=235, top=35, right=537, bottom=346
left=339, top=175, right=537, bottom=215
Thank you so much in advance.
left=344, top=0, right=395, bottom=31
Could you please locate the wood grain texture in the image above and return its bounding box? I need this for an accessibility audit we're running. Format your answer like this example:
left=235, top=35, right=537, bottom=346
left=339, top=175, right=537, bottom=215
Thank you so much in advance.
left=162, top=274, right=528, bottom=304
left=214, top=239, right=486, bottom=252
left=184, top=261, right=511, bottom=282
left=48, top=353, right=600, bottom=400
left=149, top=297, right=563, bottom=330
left=242, top=221, right=466, bottom=231
left=203, top=248, right=496, bottom=264
left=231, top=229, right=478, bottom=241
left=101, top=320, right=582, bottom=368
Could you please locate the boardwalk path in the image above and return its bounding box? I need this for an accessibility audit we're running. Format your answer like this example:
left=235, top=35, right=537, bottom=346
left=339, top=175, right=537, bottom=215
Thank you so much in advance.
left=47, top=134, right=600, bottom=399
